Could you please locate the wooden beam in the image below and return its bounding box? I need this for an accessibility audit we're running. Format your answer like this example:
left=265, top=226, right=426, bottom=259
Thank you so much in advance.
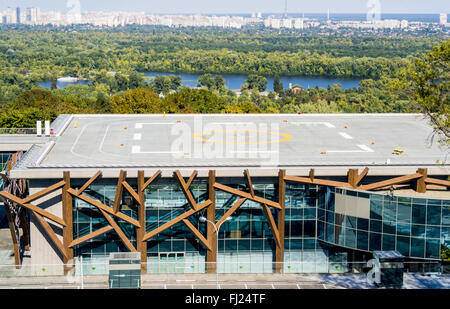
left=143, top=200, right=212, bottom=241
left=137, top=171, right=147, bottom=273
left=122, top=181, right=141, bottom=205
left=62, top=172, right=73, bottom=273
left=22, top=181, right=66, bottom=204
left=174, top=170, right=198, bottom=210
left=142, top=170, right=162, bottom=191
left=100, top=209, right=137, bottom=252
left=186, top=170, right=198, bottom=188
left=182, top=219, right=212, bottom=251
left=244, top=169, right=255, bottom=197
left=206, top=170, right=216, bottom=274
left=68, top=188, right=140, bottom=228
left=261, top=204, right=281, bottom=249
left=3, top=204, right=20, bottom=267
left=113, top=170, right=127, bottom=213
left=309, top=169, right=315, bottom=182
left=0, top=191, right=66, bottom=226
left=214, top=183, right=281, bottom=209
left=284, top=175, right=353, bottom=188
left=425, top=177, right=450, bottom=187
left=356, top=167, right=370, bottom=185
left=215, top=198, right=247, bottom=229
left=359, top=173, right=423, bottom=191
left=20, top=210, right=30, bottom=251
left=416, top=169, right=428, bottom=193
left=69, top=226, right=114, bottom=248
left=276, top=169, right=286, bottom=274
left=76, top=171, right=102, bottom=196
left=33, top=211, right=68, bottom=260
left=348, top=169, right=359, bottom=188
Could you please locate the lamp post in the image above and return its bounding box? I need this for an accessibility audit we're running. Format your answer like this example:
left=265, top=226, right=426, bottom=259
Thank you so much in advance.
left=199, top=216, right=233, bottom=289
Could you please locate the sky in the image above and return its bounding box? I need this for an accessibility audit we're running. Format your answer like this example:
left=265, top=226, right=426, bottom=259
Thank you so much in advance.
left=1, top=0, right=449, bottom=14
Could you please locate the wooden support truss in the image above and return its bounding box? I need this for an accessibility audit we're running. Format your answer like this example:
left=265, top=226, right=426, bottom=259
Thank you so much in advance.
left=0, top=165, right=448, bottom=273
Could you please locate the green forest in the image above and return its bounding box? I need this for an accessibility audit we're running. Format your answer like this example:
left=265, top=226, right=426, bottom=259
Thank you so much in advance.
left=0, top=26, right=448, bottom=128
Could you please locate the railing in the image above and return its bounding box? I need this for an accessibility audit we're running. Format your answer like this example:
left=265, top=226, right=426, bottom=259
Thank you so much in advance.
left=0, top=128, right=37, bottom=135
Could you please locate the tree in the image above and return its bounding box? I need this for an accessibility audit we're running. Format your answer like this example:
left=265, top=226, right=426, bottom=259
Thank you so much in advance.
left=198, top=74, right=215, bottom=89
left=110, top=88, right=162, bottom=114
left=273, top=74, right=283, bottom=93
left=405, top=41, right=449, bottom=147
left=245, top=75, right=267, bottom=92
left=214, top=75, right=226, bottom=91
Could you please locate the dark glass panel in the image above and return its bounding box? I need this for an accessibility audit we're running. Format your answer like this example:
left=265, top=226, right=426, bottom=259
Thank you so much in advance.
left=370, top=220, right=382, bottom=233
left=426, top=205, right=441, bottom=226
left=396, top=236, right=410, bottom=256
left=412, top=224, right=425, bottom=238
left=382, top=234, right=395, bottom=251
left=369, top=233, right=382, bottom=251
left=410, top=238, right=425, bottom=258
left=344, top=228, right=356, bottom=248
left=303, top=220, right=316, bottom=237
left=425, top=238, right=440, bottom=259
left=397, top=203, right=411, bottom=224
left=397, top=223, right=411, bottom=236
left=412, top=204, right=426, bottom=225
left=357, top=218, right=369, bottom=231
left=357, top=231, right=369, bottom=251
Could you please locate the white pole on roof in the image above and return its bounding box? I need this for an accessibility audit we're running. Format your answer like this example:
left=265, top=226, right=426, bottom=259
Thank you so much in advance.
left=44, top=120, right=50, bottom=136
left=36, top=121, right=42, bottom=136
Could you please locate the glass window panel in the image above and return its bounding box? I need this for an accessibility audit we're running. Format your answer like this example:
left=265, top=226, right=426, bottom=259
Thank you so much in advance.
left=397, top=223, right=411, bottom=237
left=326, top=223, right=334, bottom=243
left=326, top=192, right=335, bottom=212
left=344, top=228, right=356, bottom=248
left=357, top=218, right=369, bottom=231
left=290, top=221, right=303, bottom=237
left=425, top=226, right=440, bottom=239
left=370, top=220, right=382, bottom=233
left=442, top=206, right=450, bottom=226
left=303, top=239, right=316, bottom=249
left=412, top=204, right=426, bottom=225
left=425, top=238, right=440, bottom=259
left=303, top=221, right=316, bottom=237
left=383, top=201, right=397, bottom=221
left=251, top=239, right=263, bottom=251
left=317, top=221, right=325, bottom=240
left=357, top=231, right=369, bottom=251
left=369, top=233, right=382, bottom=251
left=238, top=239, right=251, bottom=251
left=326, top=211, right=334, bottom=224
left=426, top=205, right=441, bottom=226
left=410, top=238, right=425, bottom=258
left=317, top=208, right=325, bottom=221
left=382, top=221, right=396, bottom=235
left=382, top=234, right=395, bottom=251
left=397, top=203, right=411, bottom=224
left=396, top=236, right=410, bottom=256
left=304, top=208, right=316, bottom=220
left=288, top=238, right=302, bottom=250
left=412, top=224, right=425, bottom=238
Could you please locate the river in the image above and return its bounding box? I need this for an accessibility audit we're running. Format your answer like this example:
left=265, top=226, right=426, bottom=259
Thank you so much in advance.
left=39, top=73, right=361, bottom=90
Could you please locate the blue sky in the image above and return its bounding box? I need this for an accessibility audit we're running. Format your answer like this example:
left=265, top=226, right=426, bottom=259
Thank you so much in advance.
left=1, top=0, right=449, bottom=14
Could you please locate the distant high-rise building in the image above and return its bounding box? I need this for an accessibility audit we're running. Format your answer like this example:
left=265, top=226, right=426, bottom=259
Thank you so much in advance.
left=26, top=7, right=40, bottom=24
left=440, top=13, right=447, bottom=25
left=16, top=7, right=20, bottom=24
left=257, top=12, right=262, bottom=19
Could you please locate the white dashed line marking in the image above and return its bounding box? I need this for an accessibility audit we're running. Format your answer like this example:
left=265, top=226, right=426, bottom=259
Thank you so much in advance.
left=339, top=132, right=353, bottom=139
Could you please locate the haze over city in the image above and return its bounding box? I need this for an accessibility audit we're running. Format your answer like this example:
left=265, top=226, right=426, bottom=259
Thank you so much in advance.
left=0, top=0, right=449, bottom=14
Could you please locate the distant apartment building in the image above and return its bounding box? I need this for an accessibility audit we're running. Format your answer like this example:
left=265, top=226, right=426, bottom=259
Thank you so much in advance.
left=440, top=13, right=448, bottom=25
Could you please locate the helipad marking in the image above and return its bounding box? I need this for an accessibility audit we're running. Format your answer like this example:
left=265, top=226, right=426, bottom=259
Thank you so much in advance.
left=289, top=122, right=335, bottom=128
left=339, top=132, right=353, bottom=140
left=131, top=145, right=181, bottom=155
left=326, top=144, right=374, bottom=153
left=135, top=123, right=177, bottom=129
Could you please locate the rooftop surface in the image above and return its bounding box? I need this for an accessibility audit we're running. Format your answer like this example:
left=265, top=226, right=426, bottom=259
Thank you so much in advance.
left=7, top=114, right=450, bottom=178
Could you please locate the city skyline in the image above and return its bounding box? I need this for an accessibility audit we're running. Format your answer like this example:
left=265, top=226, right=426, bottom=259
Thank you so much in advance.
left=0, top=0, right=449, bottom=14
